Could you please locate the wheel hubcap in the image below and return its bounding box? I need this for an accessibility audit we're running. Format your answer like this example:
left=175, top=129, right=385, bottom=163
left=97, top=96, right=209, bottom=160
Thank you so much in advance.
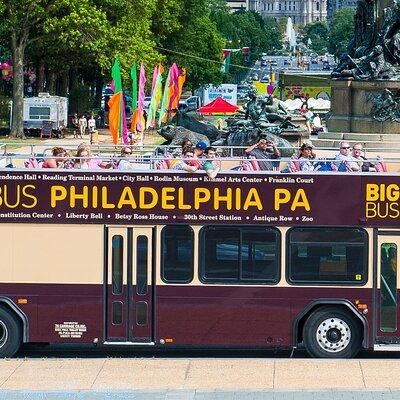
left=0, top=321, right=8, bottom=349
left=315, top=317, right=351, bottom=353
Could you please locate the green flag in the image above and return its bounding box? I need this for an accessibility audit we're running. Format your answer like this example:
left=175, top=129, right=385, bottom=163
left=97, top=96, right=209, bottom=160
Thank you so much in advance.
left=158, top=69, right=171, bottom=127
left=131, top=64, right=137, bottom=115
left=112, top=58, right=122, bottom=93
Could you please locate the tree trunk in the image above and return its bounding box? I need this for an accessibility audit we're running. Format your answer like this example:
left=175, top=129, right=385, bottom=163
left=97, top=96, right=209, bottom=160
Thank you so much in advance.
left=36, top=60, right=45, bottom=94
left=59, top=70, right=69, bottom=97
left=47, top=70, right=56, bottom=94
left=10, top=43, right=26, bottom=138
left=94, top=77, right=104, bottom=109
left=69, top=67, right=78, bottom=93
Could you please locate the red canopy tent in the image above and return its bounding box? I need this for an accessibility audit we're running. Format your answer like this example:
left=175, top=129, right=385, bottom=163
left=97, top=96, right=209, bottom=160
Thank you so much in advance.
left=198, top=96, right=239, bottom=114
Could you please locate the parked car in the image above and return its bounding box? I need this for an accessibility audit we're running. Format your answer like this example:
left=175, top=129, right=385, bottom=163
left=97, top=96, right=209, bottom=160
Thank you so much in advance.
left=179, top=96, right=200, bottom=112
left=144, top=96, right=151, bottom=111
left=260, top=75, right=270, bottom=83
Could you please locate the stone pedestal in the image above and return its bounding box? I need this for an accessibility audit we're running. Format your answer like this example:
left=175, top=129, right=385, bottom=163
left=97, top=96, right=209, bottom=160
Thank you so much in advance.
left=327, top=80, right=400, bottom=134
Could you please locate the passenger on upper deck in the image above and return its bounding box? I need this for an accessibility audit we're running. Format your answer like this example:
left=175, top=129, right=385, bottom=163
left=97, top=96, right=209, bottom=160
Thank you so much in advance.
left=42, top=147, right=68, bottom=169
left=74, top=144, right=111, bottom=169
left=298, top=142, right=317, bottom=172
left=334, top=141, right=360, bottom=172
left=351, top=143, right=375, bottom=172
left=245, top=138, right=280, bottom=171
left=202, top=147, right=220, bottom=179
left=190, top=141, right=207, bottom=169
left=117, top=146, right=137, bottom=170
left=171, top=147, right=198, bottom=173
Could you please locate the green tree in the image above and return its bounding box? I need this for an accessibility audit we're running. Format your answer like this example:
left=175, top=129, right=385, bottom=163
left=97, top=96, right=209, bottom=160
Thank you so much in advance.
left=155, top=0, right=225, bottom=90
left=0, top=0, right=111, bottom=137
left=303, top=21, right=328, bottom=54
left=328, top=7, right=355, bottom=56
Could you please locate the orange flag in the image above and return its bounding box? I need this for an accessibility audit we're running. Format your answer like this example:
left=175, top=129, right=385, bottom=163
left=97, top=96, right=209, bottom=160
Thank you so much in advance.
left=170, top=68, right=186, bottom=113
left=108, top=92, right=122, bottom=145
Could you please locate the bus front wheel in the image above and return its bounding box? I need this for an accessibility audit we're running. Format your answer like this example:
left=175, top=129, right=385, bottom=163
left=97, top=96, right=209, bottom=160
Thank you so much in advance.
left=0, top=307, right=22, bottom=358
left=303, top=307, right=361, bottom=358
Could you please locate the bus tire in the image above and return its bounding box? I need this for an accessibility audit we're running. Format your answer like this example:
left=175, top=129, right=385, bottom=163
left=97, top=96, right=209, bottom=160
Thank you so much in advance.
left=0, top=307, right=22, bottom=358
left=303, top=307, right=361, bottom=358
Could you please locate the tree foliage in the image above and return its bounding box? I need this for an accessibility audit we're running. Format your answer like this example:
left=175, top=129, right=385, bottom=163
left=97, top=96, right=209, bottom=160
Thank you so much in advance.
left=303, top=21, right=328, bottom=54
left=328, top=7, right=356, bottom=56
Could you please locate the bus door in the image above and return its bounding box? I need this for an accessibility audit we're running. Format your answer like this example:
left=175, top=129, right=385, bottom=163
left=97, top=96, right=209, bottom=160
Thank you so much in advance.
left=375, top=234, right=400, bottom=344
left=105, top=227, right=154, bottom=343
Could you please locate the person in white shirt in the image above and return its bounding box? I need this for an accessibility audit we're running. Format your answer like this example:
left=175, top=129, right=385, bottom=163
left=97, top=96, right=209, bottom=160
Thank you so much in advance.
left=335, top=141, right=360, bottom=171
left=78, top=115, right=87, bottom=136
left=88, top=115, right=96, bottom=133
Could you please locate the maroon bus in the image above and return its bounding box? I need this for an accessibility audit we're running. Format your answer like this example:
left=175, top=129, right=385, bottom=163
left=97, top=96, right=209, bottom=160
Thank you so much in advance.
left=0, top=168, right=398, bottom=358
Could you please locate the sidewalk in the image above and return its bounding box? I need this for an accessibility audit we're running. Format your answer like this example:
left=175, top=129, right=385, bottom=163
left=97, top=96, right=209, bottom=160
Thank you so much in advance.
left=0, top=358, right=400, bottom=391
left=0, top=389, right=399, bottom=400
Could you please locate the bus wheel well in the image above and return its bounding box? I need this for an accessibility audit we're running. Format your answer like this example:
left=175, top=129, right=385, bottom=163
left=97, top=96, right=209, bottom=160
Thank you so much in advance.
left=295, top=304, right=365, bottom=348
left=0, top=301, right=26, bottom=342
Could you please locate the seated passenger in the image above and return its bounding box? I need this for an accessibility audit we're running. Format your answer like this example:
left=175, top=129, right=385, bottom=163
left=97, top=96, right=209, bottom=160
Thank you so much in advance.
left=191, top=141, right=208, bottom=169
left=171, top=147, right=198, bottom=173
left=117, top=146, right=140, bottom=170
left=245, top=138, right=280, bottom=171
left=334, top=141, right=360, bottom=172
left=42, top=147, right=68, bottom=168
left=351, top=143, right=375, bottom=172
left=172, top=137, right=193, bottom=156
left=74, top=147, right=91, bottom=169
left=202, top=146, right=220, bottom=179
left=298, top=143, right=317, bottom=171
left=74, top=144, right=111, bottom=169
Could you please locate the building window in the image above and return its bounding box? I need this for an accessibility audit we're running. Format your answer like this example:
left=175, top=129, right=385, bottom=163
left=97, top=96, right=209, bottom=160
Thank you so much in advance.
left=316, top=1, right=320, bottom=10
left=161, top=225, right=194, bottom=283
left=200, top=226, right=280, bottom=284
left=287, top=228, right=368, bottom=285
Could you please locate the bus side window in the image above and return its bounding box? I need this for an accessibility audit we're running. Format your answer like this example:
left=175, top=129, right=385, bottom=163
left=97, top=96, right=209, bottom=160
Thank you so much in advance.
left=112, top=235, right=124, bottom=294
left=161, top=225, right=194, bottom=283
left=287, top=228, right=368, bottom=285
left=200, top=226, right=280, bottom=284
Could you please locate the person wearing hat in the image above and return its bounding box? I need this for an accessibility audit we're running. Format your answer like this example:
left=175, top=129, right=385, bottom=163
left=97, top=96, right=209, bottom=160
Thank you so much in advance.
left=189, top=140, right=208, bottom=169
left=298, top=142, right=317, bottom=171
left=245, top=138, right=280, bottom=171
left=194, top=141, right=207, bottom=156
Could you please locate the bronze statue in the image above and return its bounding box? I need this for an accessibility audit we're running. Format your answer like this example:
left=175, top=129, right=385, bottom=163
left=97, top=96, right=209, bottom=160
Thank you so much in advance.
left=369, top=88, right=400, bottom=121
left=333, top=0, right=400, bottom=80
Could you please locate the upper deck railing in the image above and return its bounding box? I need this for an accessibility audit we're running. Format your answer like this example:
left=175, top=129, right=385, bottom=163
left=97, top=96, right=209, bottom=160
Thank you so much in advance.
left=0, top=143, right=398, bottom=174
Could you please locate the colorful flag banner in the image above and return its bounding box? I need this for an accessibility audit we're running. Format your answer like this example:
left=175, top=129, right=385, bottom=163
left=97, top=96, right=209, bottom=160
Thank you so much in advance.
left=158, top=68, right=171, bottom=127
left=147, top=64, right=164, bottom=129
left=170, top=67, right=186, bottom=116
left=108, top=58, right=126, bottom=144
left=131, top=64, right=137, bottom=116
left=108, top=91, right=122, bottom=145
left=131, top=63, right=146, bottom=133
left=168, top=63, right=180, bottom=111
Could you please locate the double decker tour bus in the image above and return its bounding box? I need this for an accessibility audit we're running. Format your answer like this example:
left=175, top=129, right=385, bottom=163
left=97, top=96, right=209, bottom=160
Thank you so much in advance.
left=0, top=163, right=399, bottom=358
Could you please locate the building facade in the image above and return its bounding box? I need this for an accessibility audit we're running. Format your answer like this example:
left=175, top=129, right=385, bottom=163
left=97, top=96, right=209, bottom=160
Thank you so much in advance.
left=248, top=0, right=327, bottom=25
left=227, top=0, right=249, bottom=12
left=327, top=0, right=357, bottom=21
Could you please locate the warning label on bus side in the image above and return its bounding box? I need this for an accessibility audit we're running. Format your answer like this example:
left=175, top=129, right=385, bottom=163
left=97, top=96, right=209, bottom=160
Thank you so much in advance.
left=55, top=322, right=87, bottom=339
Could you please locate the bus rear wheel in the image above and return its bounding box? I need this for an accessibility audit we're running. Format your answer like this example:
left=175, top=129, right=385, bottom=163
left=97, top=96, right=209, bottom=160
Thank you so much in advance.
left=0, top=307, right=22, bottom=358
left=303, top=307, right=361, bottom=358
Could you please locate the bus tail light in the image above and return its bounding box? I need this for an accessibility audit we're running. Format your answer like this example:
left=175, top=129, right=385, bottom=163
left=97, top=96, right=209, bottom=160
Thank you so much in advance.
left=17, top=299, right=27, bottom=304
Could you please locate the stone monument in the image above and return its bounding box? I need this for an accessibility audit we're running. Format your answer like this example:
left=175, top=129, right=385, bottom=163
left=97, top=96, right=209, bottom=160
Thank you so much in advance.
left=327, top=0, right=400, bottom=134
